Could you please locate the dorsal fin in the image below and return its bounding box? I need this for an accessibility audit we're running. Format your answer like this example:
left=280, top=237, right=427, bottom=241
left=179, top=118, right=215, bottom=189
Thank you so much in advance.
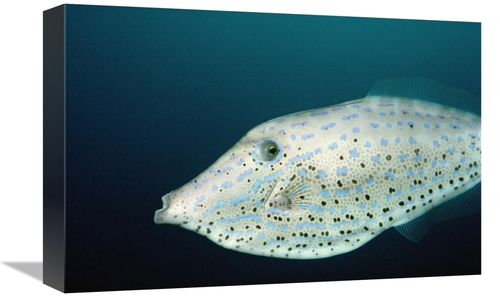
left=367, top=77, right=480, bottom=116
left=394, top=183, right=481, bottom=242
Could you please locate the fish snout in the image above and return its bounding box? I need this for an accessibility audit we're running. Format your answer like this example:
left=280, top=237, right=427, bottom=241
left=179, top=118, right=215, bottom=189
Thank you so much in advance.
left=154, top=192, right=177, bottom=225
left=160, top=192, right=172, bottom=209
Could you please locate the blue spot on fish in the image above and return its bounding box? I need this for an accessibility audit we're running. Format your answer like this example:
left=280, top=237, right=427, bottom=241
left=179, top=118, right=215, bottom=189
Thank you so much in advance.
left=217, top=214, right=262, bottom=224
left=297, top=204, right=324, bottom=213
left=301, top=133, right=314, bottom=140
left=337, top=168, right=349, bottom=174
left=296, top=223, right=326, bottom=229
left=286, top=152, right=313, bottom=168
left=291, top=121, right=308, bottom=127
left=384, top=172, right=395, bottom=179
left=336, top=190, right=350, bottom=196
left=319, top=190, right=330, bottom=197
left=221, top=181, right=232, bottom=188
left=192, top=195, right=205, bottom=211
left=329, top=142, right=338, bottom=150
left=342, top=113, right=359, bottom=120
left=237, top=168, right=253, bottom=182
left=230, top=194, right=251, bottom=205
left=264, top=170, right=283, bottom=182
left=192, top=181, right=201, bottom=189
left=321, top=122, right=336, bottom=130
left=203, top=201, right=226, bottom=217
left=310, top=111, right=329, bottom=117
left=252, top=180, right=262, bottom=192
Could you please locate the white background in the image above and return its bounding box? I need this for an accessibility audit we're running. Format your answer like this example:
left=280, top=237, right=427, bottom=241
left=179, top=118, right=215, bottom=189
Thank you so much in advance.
left=0, top=0, right=497, bottom=296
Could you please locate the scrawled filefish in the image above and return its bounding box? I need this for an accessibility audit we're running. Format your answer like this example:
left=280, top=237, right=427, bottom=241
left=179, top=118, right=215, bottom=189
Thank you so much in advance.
left=154, top=77, right=481, bottom=259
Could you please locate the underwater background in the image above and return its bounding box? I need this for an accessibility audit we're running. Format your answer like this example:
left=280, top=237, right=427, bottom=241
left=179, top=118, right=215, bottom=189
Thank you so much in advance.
left=63, top=4, right=481, bottom=292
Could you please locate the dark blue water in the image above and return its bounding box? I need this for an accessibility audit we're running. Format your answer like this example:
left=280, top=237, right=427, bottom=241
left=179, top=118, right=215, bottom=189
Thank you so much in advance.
left=63, top=4, right=481, bottom=292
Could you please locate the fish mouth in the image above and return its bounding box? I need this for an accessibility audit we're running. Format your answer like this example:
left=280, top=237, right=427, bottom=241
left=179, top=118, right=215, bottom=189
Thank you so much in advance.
left=153, top=192, right=172, bottom=224
left=160, top=192, right=172, bottom=209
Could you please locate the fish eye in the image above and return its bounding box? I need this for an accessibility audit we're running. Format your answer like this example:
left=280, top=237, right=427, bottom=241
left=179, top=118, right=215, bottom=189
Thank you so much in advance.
left=257, top=139, right=281, bottom=161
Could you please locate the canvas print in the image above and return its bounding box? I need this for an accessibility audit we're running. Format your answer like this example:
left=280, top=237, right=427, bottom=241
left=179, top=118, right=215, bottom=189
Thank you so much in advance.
left=43, top=4, right=481, bottom=293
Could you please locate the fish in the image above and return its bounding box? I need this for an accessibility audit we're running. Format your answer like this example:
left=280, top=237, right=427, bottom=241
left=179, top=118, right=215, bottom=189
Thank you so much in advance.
left=154, top=77, right=481, bottom=259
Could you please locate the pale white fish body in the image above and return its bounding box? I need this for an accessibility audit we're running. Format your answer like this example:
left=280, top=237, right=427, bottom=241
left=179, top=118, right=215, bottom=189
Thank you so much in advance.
left=154, top=82, right=481, bottom=259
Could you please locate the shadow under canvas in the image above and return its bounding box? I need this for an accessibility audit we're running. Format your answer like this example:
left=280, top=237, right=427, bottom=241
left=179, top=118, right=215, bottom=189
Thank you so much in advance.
left=3, top=262, right=43, bottom=282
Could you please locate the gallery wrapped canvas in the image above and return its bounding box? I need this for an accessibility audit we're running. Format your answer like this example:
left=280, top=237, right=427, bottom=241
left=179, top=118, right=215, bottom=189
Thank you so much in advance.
left=43, top=4, right=480, bottom=293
